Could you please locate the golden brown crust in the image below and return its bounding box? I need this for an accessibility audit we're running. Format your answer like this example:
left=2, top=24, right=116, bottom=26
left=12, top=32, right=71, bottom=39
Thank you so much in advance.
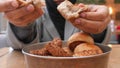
left=73, top=43, right=103, bottom=57
left=52, top=38, right=62, bottom=48
left=46, top=42, right=72, bottom=57
left=29, top=48, right=51, bottom=56
left=67, top=32, right=94, bottom=51
left=29, top=35, right=103, bottom=57
left=29, top=38, right=72, bottom=57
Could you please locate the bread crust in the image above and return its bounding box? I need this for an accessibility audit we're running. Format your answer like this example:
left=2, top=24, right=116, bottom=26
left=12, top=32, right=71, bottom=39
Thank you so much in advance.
left=73, top=43, right=103, bottom=56
left=67, top=32, right=94, bottom=51
left=46, top=42, right=72, bottom=57
left=30, top=48, right=51, bottom=56
left=57, top=0, right=87, bottom=21
left=30, top=38, right=72, bottom=57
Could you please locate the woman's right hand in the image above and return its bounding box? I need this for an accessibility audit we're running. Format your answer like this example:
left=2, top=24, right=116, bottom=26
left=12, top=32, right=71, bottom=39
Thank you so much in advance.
left=2, top=0, right=43, bottom=27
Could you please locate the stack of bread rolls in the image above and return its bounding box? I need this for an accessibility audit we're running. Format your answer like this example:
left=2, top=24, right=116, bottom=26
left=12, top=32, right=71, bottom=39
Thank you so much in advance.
left=67, top=32, right=103, bottom=57
left=30, top=32, right=103, bottom=57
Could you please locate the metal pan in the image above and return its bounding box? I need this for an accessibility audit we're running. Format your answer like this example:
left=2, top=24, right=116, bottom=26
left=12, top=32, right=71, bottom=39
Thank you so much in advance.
left=22, top=42, right=111, bottom=68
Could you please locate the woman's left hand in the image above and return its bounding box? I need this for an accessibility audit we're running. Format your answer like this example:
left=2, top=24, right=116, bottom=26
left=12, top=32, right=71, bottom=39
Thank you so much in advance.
left=72, top=5, right=111, bottom=34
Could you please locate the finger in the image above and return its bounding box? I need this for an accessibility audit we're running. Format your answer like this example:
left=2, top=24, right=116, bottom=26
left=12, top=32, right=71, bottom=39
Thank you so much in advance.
left=80, top=5, right=109, bottom=21
left=5, top=4, right=34, bottom=20
left=0, top=0, right=19, bottom=12
left=11, top=9, right=42, bottom=27
left=74, top=18, right=105, bottom=34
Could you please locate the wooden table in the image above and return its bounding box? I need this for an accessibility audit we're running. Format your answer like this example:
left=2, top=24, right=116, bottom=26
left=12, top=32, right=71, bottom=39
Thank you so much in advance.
left=0, top=45, right=120, bottom=68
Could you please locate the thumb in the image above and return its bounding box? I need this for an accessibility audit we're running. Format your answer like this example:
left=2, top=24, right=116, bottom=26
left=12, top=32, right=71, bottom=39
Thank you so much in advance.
left=0, top=0, right=19, bottom=12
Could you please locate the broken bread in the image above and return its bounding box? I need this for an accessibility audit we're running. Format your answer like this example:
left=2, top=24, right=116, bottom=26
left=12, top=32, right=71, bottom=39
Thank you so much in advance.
left=57, top=0, right=87, bottom=21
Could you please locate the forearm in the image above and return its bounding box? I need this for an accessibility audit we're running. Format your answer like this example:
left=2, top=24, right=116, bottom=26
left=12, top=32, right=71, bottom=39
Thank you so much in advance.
left=9, top=22, right=37, bottom=43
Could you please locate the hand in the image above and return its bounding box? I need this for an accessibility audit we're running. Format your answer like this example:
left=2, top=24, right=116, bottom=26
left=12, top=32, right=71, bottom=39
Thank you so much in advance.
left=0, top=0, right=18, bottom=12
left=72, top=5, right=111, bottom=34
left=4, top=0, right=43, bottom=27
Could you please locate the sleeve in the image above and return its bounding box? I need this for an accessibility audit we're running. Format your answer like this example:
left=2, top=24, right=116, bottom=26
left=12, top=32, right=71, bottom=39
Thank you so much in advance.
left=6, top=21, right=40, bottom=49
left=90, top=24, right=111, bottom=45
left=9, top=23, right=37, bottom=43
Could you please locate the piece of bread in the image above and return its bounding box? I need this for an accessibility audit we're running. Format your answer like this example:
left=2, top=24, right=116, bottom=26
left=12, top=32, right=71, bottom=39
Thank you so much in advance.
left=73, top=43, right=103, bottom=57
left=30, top=38, right=72, bottom=57
left=29, top=38, right=62, bottom=56
left=46, top=41, right=72, bottom=57
left=52, top=38, right=63, bottom=48
left=30, top=48, right=51, bottom=56
left=67, top=32, right=94, bottom=51
left=57, top=0, right=87, bottom=21
left=63, top=47, right=73, bottom=56
left=30, top=0, right=43, bottom=7
left=17, top=0, right=43, bottom=8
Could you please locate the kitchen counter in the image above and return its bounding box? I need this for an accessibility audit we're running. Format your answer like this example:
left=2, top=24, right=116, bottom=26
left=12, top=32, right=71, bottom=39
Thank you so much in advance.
left=0, top=45, right=120, bottom=68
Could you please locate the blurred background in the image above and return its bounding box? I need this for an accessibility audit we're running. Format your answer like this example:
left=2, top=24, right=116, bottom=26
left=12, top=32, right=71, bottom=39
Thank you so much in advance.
left=0, top=0, right=120, bottom=44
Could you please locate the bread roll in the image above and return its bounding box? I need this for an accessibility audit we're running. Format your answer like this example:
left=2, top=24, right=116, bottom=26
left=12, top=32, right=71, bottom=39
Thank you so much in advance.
left=57, top=0, right=87, bottom=21
left=73, top=43, right=103, bottom=57
left=67, top=32, right=94, bottom=51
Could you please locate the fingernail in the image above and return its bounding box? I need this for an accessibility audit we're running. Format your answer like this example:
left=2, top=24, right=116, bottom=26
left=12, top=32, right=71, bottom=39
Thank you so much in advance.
left=75, top=19, right=81, bottom=24
left=80, top=13, right=86, bottom=18
left=78, top=3, right=84, bottom=7
left=11, top=1, right=19, bottom=8
left=26, top=4, right=34, bottom=12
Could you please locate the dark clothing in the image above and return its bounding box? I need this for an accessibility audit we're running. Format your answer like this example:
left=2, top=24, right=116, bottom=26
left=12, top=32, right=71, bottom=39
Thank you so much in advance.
left=45, top=0, right=76, bottom=40
left=91, top=28, right=107, bottom=43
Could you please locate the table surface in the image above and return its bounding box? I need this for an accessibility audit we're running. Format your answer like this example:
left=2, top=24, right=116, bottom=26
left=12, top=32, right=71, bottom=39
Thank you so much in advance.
left=0, top=45, right=120, bottom=68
